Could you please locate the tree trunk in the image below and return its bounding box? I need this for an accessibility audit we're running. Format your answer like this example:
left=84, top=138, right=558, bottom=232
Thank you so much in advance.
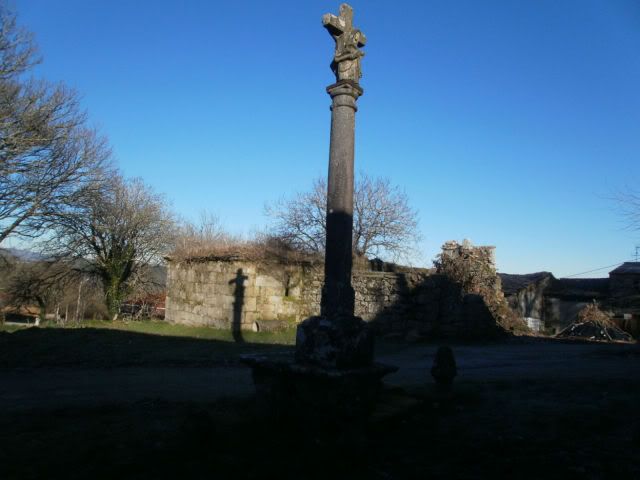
left=37, top=299, right=47, bottom=324
left=75, top=279, right=85, bottom=324
left=78, top=301, right=86, bottom=326
left=104, top=278, right=126, bottom=321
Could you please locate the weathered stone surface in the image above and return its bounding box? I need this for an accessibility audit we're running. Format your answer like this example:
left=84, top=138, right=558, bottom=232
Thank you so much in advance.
left=320, top=81, right=362, bottom=318
left=166, top=258, right=514, bottom=338
left=431, top=346, right=457, bottom=386
left=165, top=260, right=315, bottom=332
left=241, top=353, right=396, bottom=422
left=319, top=3, right=364, bottom=322
left=436, top=240, right=528, bottom=334
left=294, top=315, right=374, bottom=368
left=323, top=3, right=366, bottom=82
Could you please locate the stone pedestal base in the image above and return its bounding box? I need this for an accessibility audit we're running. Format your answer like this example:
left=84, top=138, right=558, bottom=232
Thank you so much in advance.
left=242, top=316, right=395, bottom=425
left=294, top=315, right=374, bottom=369
left=241, top=353, right=397, bottom=424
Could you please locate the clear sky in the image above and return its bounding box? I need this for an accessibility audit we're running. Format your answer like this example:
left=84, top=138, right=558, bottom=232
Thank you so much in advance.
left=16, top=0, right=640, bottom=277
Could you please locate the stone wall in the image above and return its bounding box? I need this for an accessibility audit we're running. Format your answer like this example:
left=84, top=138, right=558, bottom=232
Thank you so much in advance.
left=435, top=240, right=529, bottom=334
left=353, top=271, right=501, bottom=338
left=166, top=257, right=504, bottom=338
left=505, top=279, right=549, bottom=321
left=166, top=259, right=321, bottom=331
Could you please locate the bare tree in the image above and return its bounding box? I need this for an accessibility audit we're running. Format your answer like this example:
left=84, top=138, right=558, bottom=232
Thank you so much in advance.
left=265, top=173, right=420, bottom=261
left=172, top=211, right=239, bottom=260
left=0, top=3, right=37, bottom=80
left=265, top=178, right=327, bottom=254
left=46, top=175, right=176, bottom=320
left=616, top=189, right=640, bottom=233
left=1, top=255, right=108, bottom=323
left=0, top=5, right=109, bottom=244
left=3, top=259, right=70, bottom=322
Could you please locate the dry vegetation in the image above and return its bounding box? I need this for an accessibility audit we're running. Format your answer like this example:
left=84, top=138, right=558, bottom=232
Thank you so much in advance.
left=557, top=303, right=633, bottom=342
left=435, top=240, right=529, bottom=333
left=171, top=213, right=321, bottom=265
left=577, top=302, right=614, bottom=327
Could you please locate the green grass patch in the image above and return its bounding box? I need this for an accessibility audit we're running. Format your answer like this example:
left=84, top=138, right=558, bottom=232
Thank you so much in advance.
left=0, top=320, right=296, bottom=368
left=1, top=319, right=296, bottom=345
left=0, top=323, right=30, bottom=333
left=79, top=319, right=297, bottom=345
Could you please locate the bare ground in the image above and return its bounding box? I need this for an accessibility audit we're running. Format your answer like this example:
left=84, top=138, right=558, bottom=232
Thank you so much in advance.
left=0, top=327, right=638, bottom=479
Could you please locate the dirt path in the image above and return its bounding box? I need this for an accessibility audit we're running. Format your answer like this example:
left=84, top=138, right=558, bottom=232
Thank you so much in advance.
left=381, top=340, right=640, bottom=385
left=2, top=340, right=637, bottom=412
left=0, top=366, right=253, bottom=412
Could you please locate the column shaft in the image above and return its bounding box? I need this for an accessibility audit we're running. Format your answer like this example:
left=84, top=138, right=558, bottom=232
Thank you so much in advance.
left=321, top=80, right=362, bottom=318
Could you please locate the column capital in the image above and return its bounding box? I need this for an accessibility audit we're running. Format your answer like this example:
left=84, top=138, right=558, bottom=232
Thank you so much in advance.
left=326, top=79, right=363, bottom=99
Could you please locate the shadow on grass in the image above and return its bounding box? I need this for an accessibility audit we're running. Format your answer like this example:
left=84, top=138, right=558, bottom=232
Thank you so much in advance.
left=0, top=327, right=293, bottom=368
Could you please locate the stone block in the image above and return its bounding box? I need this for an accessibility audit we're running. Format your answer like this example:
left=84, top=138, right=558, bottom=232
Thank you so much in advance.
left=244, top=311, right=258, bottom=324
left=255, top=275, right=281, bottom=288
left=295, top=315, right=375, bottom=369
left=243, top=297, right=257, bottom=312
left=268, top=295, right=283, bottom=305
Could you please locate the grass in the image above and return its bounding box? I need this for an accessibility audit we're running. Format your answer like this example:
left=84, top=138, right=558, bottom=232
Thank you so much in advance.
left=82, top=319, right=296, bottom=344
left=0, top=323, right=29, bottom=333
left=0, top=319, right=296, bottom=368
left=0, top=318, right=296, bottom=344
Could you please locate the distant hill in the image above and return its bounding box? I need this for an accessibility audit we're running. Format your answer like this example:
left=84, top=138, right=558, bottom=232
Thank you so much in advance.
left=0, top=248, right=45, bottom=262
left=0, top=248, right=167, bottom=290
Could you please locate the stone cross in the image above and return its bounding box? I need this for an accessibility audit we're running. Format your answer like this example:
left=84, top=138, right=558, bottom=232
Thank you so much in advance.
left=294, top=3, right=373, bottom=369
left=245, top=4, right=392, bottom=406
left=322, top=3, right=367, bottom=82
left=320, top=3, right=365, bottom=319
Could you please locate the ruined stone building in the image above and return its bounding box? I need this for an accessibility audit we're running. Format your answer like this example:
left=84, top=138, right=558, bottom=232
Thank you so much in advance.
left=165, top=246, right=640, bottom=339
left=165, top=242, right=527, bottom=339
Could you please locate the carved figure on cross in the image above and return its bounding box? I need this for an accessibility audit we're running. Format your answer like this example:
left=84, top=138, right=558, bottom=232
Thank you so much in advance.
left=322, top=3, right=367, bottom=83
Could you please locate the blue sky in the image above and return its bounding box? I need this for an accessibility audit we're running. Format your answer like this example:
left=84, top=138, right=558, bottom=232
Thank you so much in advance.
left=16, top=0, right=640, bottom=276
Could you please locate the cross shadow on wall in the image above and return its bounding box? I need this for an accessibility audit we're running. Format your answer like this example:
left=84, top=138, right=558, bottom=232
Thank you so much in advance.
left=229, top=268, right=248, bottom=343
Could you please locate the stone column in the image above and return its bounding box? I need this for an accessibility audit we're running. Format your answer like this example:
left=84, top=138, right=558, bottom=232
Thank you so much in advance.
left=294, top=78, right=372, bottom=369
left=293, top=3, right=374, bottom=369
left=321, top=80, right=363, bottom=318
left=242, top=5, right=396, bottom=416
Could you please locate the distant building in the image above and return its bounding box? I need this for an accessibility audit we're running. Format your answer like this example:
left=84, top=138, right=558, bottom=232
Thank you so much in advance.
left=607, top=262, right=640, bottom=337
left=500, top=272, right=553, bottom=321
left=500, top=262, right=640, bottom=336
left=609, top=262, right=640, bottom=298
left=543, top=278, right=610, bottom=333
